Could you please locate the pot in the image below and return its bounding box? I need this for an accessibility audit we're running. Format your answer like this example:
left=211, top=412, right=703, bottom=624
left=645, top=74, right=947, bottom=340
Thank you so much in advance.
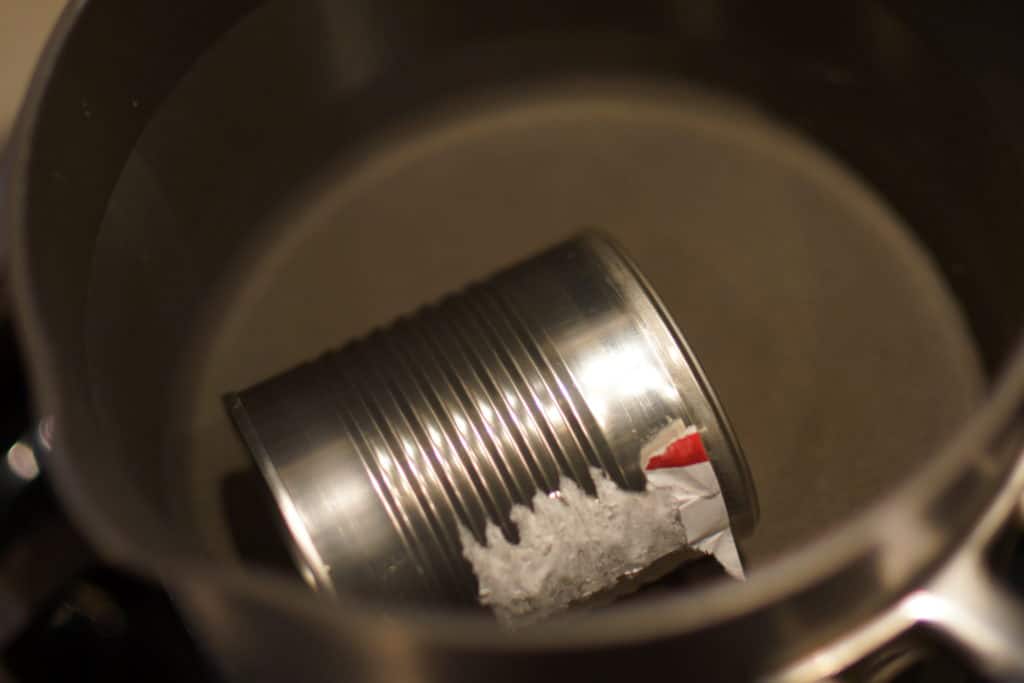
left=5, top=1, right=1024, bottom=680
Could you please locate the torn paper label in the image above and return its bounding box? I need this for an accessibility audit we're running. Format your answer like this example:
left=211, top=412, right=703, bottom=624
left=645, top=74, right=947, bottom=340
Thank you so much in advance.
left=459, top=419, right=745, bottom=624
left=642, top=420, right=744, bottom=579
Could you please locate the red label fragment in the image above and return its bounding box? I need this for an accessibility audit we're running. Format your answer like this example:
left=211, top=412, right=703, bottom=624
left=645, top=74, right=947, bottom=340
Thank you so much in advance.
left=645, top=432, right=709, bottom=470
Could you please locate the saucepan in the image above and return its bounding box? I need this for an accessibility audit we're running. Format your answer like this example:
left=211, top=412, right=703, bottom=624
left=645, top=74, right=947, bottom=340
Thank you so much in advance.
left=5, top=0, right=1024, bottom=680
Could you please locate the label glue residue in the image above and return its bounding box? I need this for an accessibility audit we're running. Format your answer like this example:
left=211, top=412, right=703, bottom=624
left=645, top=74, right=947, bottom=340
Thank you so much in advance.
left=459, top=419, right=744, bottom=624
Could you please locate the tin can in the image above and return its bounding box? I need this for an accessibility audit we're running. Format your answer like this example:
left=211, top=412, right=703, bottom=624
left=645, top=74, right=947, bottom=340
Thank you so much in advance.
left=227, top=232, right=758, bottom=605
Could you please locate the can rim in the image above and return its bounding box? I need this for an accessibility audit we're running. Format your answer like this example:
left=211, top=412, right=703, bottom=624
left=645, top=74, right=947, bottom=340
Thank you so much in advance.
left=578, top=230, right=760, bottom=537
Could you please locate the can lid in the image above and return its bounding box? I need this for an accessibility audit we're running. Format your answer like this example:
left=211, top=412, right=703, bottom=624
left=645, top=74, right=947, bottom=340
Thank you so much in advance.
left=224, top=392, right=335, bottom=593
left=578, top=231, right=760, bottom=538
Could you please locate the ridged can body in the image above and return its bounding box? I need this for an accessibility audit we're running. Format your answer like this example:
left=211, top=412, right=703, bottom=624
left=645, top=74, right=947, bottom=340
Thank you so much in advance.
left=228, top=233, right=757, bottom=604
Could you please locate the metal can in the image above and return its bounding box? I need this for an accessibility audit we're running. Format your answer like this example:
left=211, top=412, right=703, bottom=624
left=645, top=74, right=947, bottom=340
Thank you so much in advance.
left=226, top=232, right=758, bottom=605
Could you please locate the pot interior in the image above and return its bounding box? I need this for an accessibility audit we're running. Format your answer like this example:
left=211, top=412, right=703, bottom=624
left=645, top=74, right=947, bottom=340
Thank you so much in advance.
left=30, top=0, right=1023, bottom=612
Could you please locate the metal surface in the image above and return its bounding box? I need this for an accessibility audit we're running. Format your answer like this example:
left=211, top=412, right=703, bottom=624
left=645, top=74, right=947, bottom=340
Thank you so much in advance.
left=228, top=233, right=756, bottom=603
left=6, top=1, right=1024, bottom=681
left=770, top=446, right=1024, bottom=682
